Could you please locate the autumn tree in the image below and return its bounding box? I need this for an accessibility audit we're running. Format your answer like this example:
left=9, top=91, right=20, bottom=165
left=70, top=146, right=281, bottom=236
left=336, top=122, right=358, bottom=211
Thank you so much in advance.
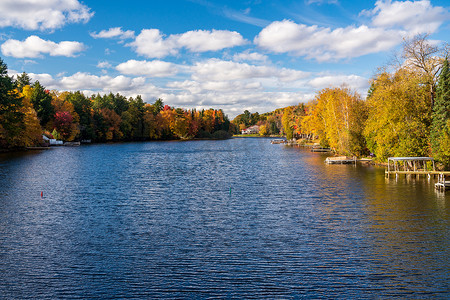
left=282, top=106, right=294, bottom=140
left=364, top=68, right=430, bottom=160
left=19, top=85, right=43, bottom=146
left=306, top=87, right=366, bottom=155
left=100, top=108, right=123, bottom=141
left=66, top=91, right=94, bottom=140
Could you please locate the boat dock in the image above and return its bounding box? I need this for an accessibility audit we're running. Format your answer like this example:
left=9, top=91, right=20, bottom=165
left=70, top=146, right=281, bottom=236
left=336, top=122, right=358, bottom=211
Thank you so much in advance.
left=311, top=147, right=332, bottom=152
left=271, top=139, right=286, bottom=144
left=325, top=156, right=356, bottom=164
left=386, top=157, right=435, bottom=177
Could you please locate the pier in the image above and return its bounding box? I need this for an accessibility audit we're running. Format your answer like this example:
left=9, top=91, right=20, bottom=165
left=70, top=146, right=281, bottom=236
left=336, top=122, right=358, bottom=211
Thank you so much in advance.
left=386, top=157, right=435, bottom=177
left=385, top=157, right=450, bottom=182
left=325, top=156, right=356, bottom=164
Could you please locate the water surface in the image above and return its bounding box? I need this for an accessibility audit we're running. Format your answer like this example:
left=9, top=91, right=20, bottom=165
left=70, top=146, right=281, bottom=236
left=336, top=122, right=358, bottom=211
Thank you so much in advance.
left=0, top=138, right=448, bottom=298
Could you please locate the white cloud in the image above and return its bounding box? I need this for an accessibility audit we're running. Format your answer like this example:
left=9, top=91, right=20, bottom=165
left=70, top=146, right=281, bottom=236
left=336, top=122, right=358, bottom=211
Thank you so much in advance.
left=1, top=35, right=85, bottom=58
left=97, top=61, right=112, bottom=69
left=0, top=0, right=93, bottom=31
left=254, top=20, right=403, bottom=61
left=59, top=72, right=146, bottom=91
left=174, top=29, right=247, bottom=52
left=116, top=59, right=178, bottom=77
left=127, top=29, right=177, bottom=58
left=90, top=27, right=135, bottom=39
left=128, top=29, right=246, bottom=58
left=167, top=80, right=262, bottom=93
left=308, top=74, right=369, bottom=94
left=364, top=0, right=449, bottom=34
left=233, top=50, right=268, bottom=62
left=191, top=58, right=309, bottom=82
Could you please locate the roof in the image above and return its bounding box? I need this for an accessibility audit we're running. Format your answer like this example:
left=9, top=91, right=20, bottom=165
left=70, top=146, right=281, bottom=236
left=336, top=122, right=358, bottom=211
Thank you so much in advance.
left=388, top=157, right=434, bottom=161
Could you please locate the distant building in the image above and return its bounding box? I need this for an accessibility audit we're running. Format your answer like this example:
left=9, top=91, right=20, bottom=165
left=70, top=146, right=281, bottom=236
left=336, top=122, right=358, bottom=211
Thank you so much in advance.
left=42, top=135, right=63, bottom=145
left=241, top=125, right=260, bottom=134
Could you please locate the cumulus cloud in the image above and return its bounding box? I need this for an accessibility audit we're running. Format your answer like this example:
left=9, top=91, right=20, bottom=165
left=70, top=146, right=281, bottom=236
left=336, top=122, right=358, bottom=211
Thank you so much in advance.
left=59, top=72, right=146, bottom=91
left=116, top=59, right=178, bottom=77
left=255, top=1, right=449, bottom=61
left=0, top=0, right=93, bottom=31
left=191, top=58, right=309, bottom=82
left=97, top=61, right=112, bottom=69
left=364, top=0, right=449, bottom=34
left=128, top=29, right=246, bottom=58
left=90, top=27, right=135, bottom=39
left=233, top=50, right=268, bottom=62
left=175, top=29, right=247, bottom=52
left=167, top=80, right=262, bottom=93
left=255, top=20, right=403, bottom=61
left=1, top=35, right=85, bottom=58
left=308, top=74, right=370, bottom=94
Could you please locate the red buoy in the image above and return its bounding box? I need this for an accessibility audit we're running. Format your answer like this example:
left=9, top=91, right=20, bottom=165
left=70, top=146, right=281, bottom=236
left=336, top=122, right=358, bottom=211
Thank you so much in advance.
left=41, top=191, right=43, bottom=198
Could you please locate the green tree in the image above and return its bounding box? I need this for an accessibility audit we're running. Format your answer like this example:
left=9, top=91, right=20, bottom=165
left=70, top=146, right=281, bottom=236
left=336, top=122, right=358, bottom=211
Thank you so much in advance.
left=15, top=72, right=32, bottom=92
left=30, top=81, right=54, bottom=127
left=430, top=59, right=450, bottom=168
left=152, top=98, right=164, bottom=115
left=0, top=58, right=24, bottom=148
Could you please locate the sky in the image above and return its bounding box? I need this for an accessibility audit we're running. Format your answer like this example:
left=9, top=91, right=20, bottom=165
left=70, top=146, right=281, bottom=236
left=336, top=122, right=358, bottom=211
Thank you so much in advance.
left=0, top=0, right=449, bottom=118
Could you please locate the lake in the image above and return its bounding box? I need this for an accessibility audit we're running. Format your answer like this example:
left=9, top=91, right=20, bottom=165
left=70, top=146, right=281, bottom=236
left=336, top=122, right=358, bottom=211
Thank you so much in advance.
left=0, top=138, right=448, bottom=298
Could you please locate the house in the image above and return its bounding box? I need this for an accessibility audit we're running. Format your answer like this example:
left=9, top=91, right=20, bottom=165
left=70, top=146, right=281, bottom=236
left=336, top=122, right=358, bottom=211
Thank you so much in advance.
left=241, top=125, right=260, bottom=134
left=42, top=135, right=63, bottom=146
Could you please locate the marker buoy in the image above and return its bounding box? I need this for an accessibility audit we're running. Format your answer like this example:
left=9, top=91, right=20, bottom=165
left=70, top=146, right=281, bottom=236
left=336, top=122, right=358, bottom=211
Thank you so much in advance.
left=41, top=191, right=43, bottom=198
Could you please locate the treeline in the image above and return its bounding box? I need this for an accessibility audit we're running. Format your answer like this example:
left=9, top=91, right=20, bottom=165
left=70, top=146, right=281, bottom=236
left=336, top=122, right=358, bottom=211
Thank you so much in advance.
left=232, top=109, right=284, bottom=136
left=0, top=59, right=232, bottom=149
left=234, top=35, right=450, bottom=169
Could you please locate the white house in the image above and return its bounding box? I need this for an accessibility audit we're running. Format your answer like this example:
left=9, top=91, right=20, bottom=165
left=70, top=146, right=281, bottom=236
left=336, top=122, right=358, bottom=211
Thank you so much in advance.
left=241, top=125, right=260, bottom=135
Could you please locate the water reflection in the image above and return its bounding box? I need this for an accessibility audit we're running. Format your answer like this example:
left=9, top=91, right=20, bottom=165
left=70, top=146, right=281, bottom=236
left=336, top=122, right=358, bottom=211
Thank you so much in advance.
left=0, top=140, right=448, bottom=298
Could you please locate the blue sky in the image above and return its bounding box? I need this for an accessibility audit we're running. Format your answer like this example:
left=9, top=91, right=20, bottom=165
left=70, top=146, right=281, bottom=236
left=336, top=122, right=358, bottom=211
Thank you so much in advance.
left=1, top=0, right=449, bottom=117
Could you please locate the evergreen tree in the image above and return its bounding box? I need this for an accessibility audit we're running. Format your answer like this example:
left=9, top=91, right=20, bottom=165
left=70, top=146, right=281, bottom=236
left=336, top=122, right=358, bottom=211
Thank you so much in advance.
left=431, top=59, right=450, bottom=167
left=30, top=81, right=54, bottom=127
left=0, top=58, right=24, bottom=148
left=15, top=72, right=32, bottom=92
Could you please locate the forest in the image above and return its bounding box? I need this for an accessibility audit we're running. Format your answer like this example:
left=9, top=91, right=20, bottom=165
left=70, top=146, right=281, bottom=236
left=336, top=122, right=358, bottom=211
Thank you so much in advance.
left=232, top=35, right=450, bottom=169
left=0, top=61, right=233, bottom=150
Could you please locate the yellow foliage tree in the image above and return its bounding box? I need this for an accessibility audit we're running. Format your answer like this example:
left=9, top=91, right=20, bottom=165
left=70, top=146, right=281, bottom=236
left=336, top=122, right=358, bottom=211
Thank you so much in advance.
left=364, top=68, right=430, bottom=159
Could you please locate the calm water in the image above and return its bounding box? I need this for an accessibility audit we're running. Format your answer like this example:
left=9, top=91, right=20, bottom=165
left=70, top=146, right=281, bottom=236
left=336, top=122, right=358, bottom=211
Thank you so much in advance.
left=0, top=138, right=448, bottom=299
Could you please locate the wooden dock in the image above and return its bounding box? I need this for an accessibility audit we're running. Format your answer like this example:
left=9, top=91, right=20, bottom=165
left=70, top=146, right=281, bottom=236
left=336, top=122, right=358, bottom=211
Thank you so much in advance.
left=435, top=173, right=450, bottom=190
left=311, top=147, right=332, bottom=152
left=385, top=170, right=450, bottom=176
left=435, top=181, right=450, bottom=190
left=271, top=139, right=286, bottom=144
left=325, top=156, right=356, bottom=164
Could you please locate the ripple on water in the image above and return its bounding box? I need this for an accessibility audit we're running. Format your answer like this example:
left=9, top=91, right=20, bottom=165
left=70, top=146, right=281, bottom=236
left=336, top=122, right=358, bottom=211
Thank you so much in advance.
left=0, top=139, right=449, bottom=299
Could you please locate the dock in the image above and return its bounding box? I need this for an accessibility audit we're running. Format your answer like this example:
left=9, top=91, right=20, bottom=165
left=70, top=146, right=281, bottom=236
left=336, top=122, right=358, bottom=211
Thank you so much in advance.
left=435, top=173, right=450, bottom=190
left=271, top=139, right=286, bottom=144
left=325, top=156, right=356, bottom=164
left=311, top=147, right=332, bottom=152
left=385, top=157, right=450, bottom=181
